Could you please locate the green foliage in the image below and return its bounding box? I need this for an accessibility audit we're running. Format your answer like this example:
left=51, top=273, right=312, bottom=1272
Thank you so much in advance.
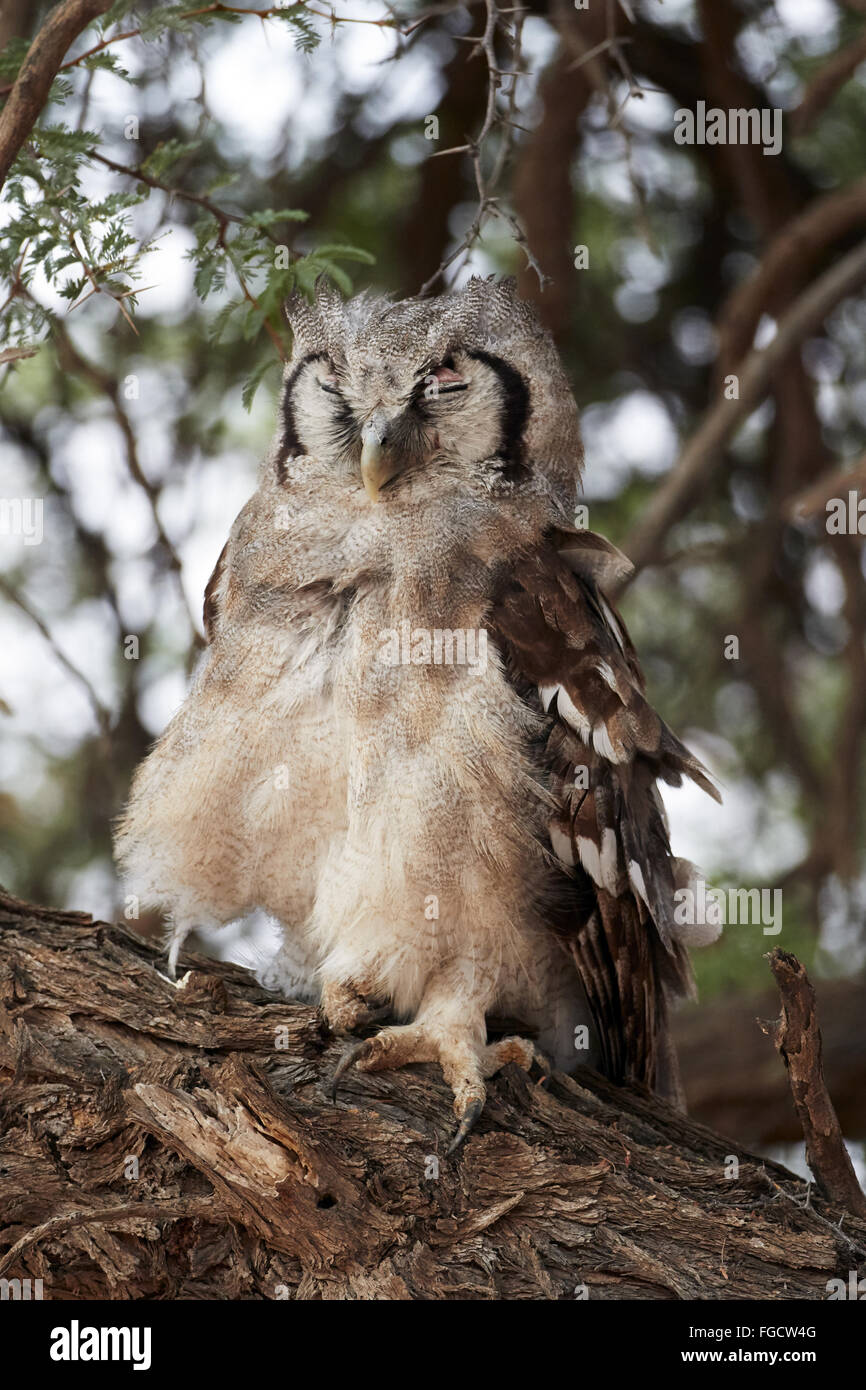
left=0, top=36, right=29, bottom=82
left=186, top=206, right=372, bottom=383
left=139, top=138, right=201, bottom=181
left=0, top=2, right=365, bottom=393
left=240, top=354, right=281, bottom=411
left=98, top=0, right=141, bottom=30
left=271, top=4, right=323, bottom=53
left=245, top=208, right=310, bottom=230
left=80, top=51, right=133, bottom=80
left=137, top=5, right=240, bottom=41
left=1, top=124, right=150, bottom=341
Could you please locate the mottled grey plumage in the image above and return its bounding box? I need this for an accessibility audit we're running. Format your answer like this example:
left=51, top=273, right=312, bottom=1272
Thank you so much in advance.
left=116, top=278, right=719, bottom=1148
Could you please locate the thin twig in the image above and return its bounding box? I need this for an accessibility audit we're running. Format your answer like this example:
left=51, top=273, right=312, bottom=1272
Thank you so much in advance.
left=783, top=452, right=866, bottom=522
left=89, top=151, right=289, bottom=361
left=48, top=318, right=202, bottom=641
left=419, top=1, right=542, bottom=294
left=0, top=575, right=113, bottom=739
left=761, top=1172, right=866, bottom=1263
left=89, top=151, right=249, bottom=231
left=0, top=3, right=401, bottom=100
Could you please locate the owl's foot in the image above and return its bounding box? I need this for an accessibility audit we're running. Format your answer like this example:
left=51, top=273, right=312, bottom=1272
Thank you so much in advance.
left=320, top=979, right=389, bottom=1036
left=331, top=1024, right=546, bottom=1154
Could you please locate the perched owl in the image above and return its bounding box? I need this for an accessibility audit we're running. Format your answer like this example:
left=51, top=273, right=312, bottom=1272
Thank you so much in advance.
left=116, top=278, right=720, bottom=1150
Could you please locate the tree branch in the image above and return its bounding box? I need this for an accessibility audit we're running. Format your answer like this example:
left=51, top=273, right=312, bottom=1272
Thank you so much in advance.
left=2, top=893, right=865, bottom=1299
left=783, top=450, right=866, bottom=521
left=0, top=574, right=113, bottom=739
left=0, top=0, right=113, bottom=190
left=761, top=949, right=866, bottom=1220
left=619, top=238, right=866, bottom=581
left=791, top=25, right=866, bottom=136
left=48, top=318, right=202, bottom=643
left=717, top=176, right=866, bottom=381
left=419, top=1, right=541, bottom=294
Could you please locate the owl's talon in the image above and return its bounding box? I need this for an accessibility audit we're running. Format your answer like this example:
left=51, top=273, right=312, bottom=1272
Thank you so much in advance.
left=360, top=1004, right=392, bottom=1031
left=331, top=1038, right=374, bottom=1101
left=447, top=1098, right=484, bottom=1155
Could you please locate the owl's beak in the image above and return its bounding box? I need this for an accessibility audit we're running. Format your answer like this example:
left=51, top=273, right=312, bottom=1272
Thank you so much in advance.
left=360, top=411, right=399, bottom=501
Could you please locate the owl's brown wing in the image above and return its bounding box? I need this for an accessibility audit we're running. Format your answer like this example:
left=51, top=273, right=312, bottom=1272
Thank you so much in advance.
left=490, top=526, right=721, bottom=1101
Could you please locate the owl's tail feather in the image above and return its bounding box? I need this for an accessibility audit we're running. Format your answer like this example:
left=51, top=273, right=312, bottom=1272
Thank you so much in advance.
left=651, top=1006, right=687, bottom=1113
left=568, top=892, right=689, bottom=1111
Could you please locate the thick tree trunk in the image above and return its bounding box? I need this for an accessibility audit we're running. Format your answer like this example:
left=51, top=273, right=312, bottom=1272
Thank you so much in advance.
left=1, top=889, right=864, bottom=1301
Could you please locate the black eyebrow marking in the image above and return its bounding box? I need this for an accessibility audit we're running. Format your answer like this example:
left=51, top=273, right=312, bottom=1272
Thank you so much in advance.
left=330, top=391, right=358, bottom=445
left=466, top=349, right=531, bottom=470
left=276, top=352, right=328, bottom=482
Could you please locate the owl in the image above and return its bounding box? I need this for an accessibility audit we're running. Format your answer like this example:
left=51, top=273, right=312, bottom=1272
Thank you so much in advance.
left=115, top=278, right=720, bottom=1151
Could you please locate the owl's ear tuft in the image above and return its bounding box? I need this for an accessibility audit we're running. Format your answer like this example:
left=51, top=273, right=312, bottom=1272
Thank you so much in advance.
left=283, top=287, right=313, bottom=329
left=283, top=286, right=325, bottom=352
left=313, top=272, right=343, bottom=307
left=284, top=277, right=345, bottom=351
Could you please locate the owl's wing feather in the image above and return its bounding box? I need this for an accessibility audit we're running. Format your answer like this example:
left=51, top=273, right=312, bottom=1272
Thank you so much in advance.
left=490, top=526, right=720, bottom=1096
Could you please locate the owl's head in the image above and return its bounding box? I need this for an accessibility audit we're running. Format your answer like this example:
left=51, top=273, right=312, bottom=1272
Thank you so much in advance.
left=277, top=278, right=582, bottom=508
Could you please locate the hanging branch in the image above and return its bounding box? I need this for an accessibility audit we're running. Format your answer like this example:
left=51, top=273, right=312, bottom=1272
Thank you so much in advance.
left=783, top=452, right=866, bottom=522
left=790, top=24, right=866, bottom=135
left=0, top=3, right=401, bottom=101
left=716, top=175, right=866, bottom=381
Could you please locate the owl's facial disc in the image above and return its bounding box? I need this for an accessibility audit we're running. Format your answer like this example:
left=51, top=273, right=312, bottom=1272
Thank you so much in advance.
left=278, top=343, right=529, bottom=501
left=358, top=362, right=469, bottom=500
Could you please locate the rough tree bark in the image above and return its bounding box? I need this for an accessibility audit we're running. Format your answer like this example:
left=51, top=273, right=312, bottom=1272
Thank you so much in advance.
left=762, top=950, right=866, bottom=1219
left=1, top=889, right=864, bottom=1301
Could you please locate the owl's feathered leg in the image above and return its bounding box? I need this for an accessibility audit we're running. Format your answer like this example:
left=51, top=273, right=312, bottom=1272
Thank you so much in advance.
left=320, top=978, right=390, bottom=1035
left=331, top=1018, right=546, bottom=1153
